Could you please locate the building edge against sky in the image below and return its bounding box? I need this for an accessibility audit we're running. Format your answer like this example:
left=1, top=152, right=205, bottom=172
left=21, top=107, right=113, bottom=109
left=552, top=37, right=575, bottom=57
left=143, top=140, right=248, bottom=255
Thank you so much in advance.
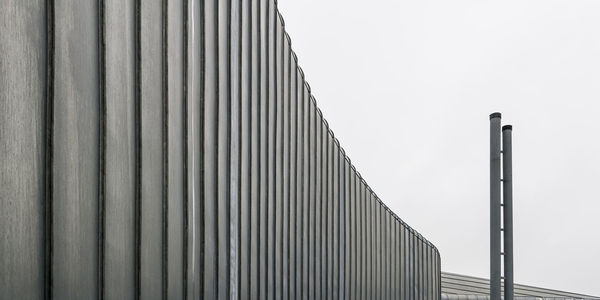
left=1, top=0, right=599, bottom=299
left=1, top=0, right=439, bottom=298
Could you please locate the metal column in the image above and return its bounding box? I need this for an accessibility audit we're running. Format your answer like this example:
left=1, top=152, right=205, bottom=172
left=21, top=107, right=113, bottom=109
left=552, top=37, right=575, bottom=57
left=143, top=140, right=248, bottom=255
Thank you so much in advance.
left=503, top=125, right=514, bottom=300
left=489, top=112, right=502, bottom=300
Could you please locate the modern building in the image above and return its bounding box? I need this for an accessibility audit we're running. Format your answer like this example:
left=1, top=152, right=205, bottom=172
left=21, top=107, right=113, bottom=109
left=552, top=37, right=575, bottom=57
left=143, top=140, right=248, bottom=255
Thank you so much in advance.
left=441, top=272, right=600, bottom=300
left=1, top=0, right=598, bottom=299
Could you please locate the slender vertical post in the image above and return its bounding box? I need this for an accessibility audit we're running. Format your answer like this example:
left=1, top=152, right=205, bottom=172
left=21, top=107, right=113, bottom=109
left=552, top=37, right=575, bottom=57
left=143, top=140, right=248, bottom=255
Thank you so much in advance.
left=502, top=125, right=514, bottom=300
left=489, top=112, right=502, bottom=300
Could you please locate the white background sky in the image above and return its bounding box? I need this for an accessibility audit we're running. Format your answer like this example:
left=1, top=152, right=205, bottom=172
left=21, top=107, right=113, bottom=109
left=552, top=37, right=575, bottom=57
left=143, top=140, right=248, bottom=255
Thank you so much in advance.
left=278, top=0, right=600, bottom=296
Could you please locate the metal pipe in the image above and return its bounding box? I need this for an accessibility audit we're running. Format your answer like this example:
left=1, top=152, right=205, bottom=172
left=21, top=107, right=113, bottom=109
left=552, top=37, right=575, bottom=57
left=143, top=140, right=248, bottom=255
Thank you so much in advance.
left=489, top=112, right=502, bottom=300
left=502, top=125, right=514, bottom=300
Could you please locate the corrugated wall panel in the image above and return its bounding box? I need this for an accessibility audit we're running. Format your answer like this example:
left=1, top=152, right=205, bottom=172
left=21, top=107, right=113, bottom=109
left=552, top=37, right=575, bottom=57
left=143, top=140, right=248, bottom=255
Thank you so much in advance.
left=1, top=1, right=442, bottom=299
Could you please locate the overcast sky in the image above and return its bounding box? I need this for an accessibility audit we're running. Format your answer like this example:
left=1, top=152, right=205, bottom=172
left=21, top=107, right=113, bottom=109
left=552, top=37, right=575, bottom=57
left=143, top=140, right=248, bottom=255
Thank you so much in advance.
left=278, top=0, right=600, bottom=296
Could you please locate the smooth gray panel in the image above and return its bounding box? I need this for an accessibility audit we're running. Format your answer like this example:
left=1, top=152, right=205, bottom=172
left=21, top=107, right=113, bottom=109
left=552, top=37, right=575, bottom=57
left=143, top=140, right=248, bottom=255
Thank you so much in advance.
left=326, top=124, right=333, bottom=299
left=288, top=50, right=297, bottom=300
left=412, top=232, right=417, bottom=299
left=362, top=179, right=369, bottom=299
left=0, top=1, right=46, bottom=298
left=389, top=214, right=394, bottom=299
left=368, top=191, right=374, bottom=299
left=379, top=201, right=384, bottom=299
left=381, top=203, right=386, bottom=299
left=419, top=237, right=424, bottom=300
left=354, top=172, right=360, bottom=299
left=381, top=205, right=386, bottom=299
left=266, top=1, right=276, bottom=298
left=430, top=245, right=434, bottom=299
left=52, top=0, right=99, bottom=297
left=249, top=0, right=260, bottom=297
left=281, top=33, right=290, bottom=300
left=140, top=0, right=165, bottom=298
left=373, top=195, right=377, bottom=299
left=307, top=98, right=316, bottom=299
left=185, top=0, right=204, bottom=297
left=377, top=202, right=382, bottom=299
left=204, top=0, right=219, bottom=297
left=104, top=0, right=136, bottom=297
left=370, top=194, right=374, bottom=298
left=389, top=217, right=394, bottom=298
left=339, top=147, right=346, bottom=300
left=393, top=219, right=398, bottom=298
left=239, top=0, right=252, bottom=297
left=301, top=84, right=310, bottom=300
left=167, top=0, right=184, bottom=298
left=374, top=195, right=379, bottom=299
left=331, top=136, right=339, bottom=300
left=217, top=0, right=231, bottom=297
left=403, top=223, right=407, bottom=298
left=258, top=0, right=269, bottom=297
left=230, top=0, right=242, bottom=298
left=407, top=226, right=412, bottom=299
left=320, top=119, right=328, bottom=299
left=390, top=212, right=394, bottom=299
left=315, top=108, right=323, bottom=299
left=273, top=13, right=283, bottom=300
left=387, top=211, right=392, bottom=299
left=350, top=168, right=357, bottom=300
left=294, top=66, right=304, bottom=300
left=343, top=158, right=351, bottom=299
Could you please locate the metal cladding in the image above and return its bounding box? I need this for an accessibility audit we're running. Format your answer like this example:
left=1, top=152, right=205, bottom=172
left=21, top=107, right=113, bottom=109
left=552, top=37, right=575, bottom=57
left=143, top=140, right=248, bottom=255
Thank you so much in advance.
left=441, top=272, right=600, bottom=300
left=1, top=0, right=440, bottom=299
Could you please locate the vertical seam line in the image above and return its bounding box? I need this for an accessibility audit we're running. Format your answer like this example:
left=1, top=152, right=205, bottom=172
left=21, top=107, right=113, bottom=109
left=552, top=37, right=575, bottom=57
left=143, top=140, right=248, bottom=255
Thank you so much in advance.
left=44, top=0, right=55, bottom=298
left=236, top=0, right=244, bottom=298
left=134, top=0, right=142, bottom=298
left=213, top=0, right=220, bottom=297
left=182, top=0, right=188, bottom=298
left=97, top=0, right=107, bottom=297
left=198, top=0, right=205, bottom=295
left=162, top=0, right=169, bottom=298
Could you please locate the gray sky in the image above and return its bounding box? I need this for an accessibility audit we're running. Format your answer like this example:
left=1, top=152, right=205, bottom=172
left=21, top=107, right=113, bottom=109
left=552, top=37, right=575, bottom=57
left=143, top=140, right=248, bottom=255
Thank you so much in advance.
left=278, top=0, right=600, bottom=296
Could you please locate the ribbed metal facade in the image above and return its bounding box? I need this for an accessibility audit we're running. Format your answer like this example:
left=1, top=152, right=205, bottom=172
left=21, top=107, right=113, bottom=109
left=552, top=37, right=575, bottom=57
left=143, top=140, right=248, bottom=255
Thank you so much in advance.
left=1, top=0, right=441, bottom=299
left=441, top=272, right=600, bottom=300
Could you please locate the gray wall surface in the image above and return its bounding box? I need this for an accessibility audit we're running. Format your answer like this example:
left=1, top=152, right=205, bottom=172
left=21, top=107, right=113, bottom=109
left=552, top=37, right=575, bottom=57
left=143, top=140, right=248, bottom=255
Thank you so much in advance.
left=0, top=0, right=440, bottom=299
left=441, top=272, right=600, bottom=300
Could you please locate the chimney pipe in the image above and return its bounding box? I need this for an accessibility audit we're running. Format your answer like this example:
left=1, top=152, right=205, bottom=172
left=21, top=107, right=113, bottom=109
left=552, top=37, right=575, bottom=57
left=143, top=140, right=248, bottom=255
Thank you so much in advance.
left=503, top=125, right=514, bottom=300
left=489, top=113, right=502, bottom=300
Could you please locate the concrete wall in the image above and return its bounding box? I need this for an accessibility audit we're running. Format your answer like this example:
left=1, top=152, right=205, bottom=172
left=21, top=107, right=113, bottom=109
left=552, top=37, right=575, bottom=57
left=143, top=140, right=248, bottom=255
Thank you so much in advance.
left=0, top=0, right=440, bottom=299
